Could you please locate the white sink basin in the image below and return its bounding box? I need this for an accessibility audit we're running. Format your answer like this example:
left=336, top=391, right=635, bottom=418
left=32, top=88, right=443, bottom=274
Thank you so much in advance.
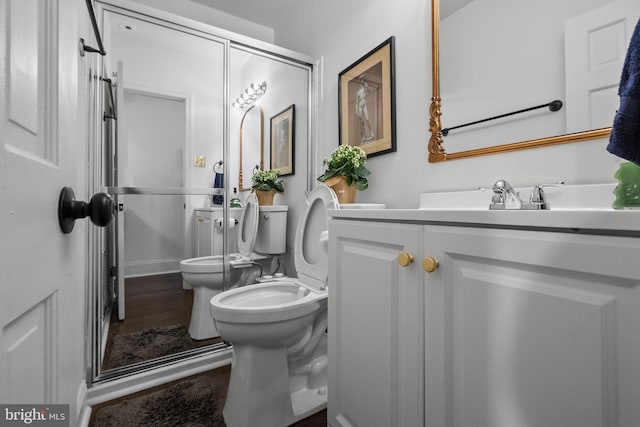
left=419, top=187, right=493, bottom=210
left=331, top=182, right=638, bottom=233
left=419, top=183, right=618, bottom=211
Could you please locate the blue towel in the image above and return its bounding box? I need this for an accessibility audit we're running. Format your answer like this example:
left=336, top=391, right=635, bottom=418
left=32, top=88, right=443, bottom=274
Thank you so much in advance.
left=607, top=18, right=640, bottom=165
left=212, top=172, right=224, bottom=205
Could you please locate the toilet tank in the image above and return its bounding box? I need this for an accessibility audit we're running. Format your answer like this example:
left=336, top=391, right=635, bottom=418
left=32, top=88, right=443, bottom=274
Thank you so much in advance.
left=255, top=205, right=288, bottom=254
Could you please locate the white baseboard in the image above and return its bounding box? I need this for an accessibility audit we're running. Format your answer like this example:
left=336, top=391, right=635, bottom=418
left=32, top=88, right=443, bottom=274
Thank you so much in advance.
left=124, top=259, right=181, bottom=277
left=76, top=380, right=89, bottom=427
left=100, top=316, right=110, bottom=366
left=78, top=406, right=92, bottom=427
left=86, top=348, right=232, bottom=406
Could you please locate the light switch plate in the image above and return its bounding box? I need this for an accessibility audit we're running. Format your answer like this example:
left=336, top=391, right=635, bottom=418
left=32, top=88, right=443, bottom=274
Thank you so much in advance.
left=194, top=155, right=206, bottom=167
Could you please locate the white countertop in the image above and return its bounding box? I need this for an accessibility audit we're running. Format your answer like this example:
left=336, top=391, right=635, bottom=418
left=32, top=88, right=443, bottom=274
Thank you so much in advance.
left=329, top=208, right=640, bottom=234
left=329, top=183, right=640, bottom=234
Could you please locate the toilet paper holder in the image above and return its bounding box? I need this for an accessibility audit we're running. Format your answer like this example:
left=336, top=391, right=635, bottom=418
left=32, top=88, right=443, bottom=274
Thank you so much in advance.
left=215, top=218, right=238, bottom=229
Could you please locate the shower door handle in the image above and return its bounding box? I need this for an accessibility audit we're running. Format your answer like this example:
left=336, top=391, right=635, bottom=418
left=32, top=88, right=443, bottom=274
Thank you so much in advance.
left=58, top=186, right=114, bottom=233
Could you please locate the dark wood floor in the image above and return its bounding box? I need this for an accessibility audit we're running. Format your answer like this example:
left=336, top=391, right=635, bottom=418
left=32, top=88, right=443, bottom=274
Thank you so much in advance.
left=96, top=273, right=327, bottom=425
left=102, top=273, right=222, bottom=370
left=89, top=365, right=327, bottom=426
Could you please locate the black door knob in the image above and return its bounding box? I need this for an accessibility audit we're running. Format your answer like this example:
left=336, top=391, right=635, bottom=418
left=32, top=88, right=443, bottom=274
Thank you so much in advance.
left=58, top=187, right=114, bottom=234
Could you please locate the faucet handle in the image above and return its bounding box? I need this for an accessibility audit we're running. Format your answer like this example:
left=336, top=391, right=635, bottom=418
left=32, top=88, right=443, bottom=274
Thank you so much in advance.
left=536, top=181, right=565, bottom=190
left=528, top=181, right=564, bottom=206
left=529, top=185, right=546, bottom=203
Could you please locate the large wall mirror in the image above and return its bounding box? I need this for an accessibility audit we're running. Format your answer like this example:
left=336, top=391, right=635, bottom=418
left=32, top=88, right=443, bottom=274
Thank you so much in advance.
left=428, top=0, right=638, bottom=162
left=238, top=106, right=264, bottom=191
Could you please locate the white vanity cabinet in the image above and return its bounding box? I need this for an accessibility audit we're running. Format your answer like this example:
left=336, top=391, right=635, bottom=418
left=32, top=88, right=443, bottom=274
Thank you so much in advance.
left=328, top=216, right=640, bottom=427
left=194, top=209, right=215, bottom=257
left=328, top=219, right=425, bottom=427
left=193, top=207, right=241, bottom=257
left=423, top=225, right=640, bottom=427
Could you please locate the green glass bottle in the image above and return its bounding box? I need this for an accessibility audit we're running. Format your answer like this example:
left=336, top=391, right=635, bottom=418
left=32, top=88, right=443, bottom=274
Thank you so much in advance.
left=229, top=187, right=242, bottom=208
left=612, top=162, right=640, bottom=209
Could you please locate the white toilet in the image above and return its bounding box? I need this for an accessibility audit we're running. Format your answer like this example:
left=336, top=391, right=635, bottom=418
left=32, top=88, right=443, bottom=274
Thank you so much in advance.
left=180, top=193, right=288, bottom=340
left=210, top=184, right=338, bottom=427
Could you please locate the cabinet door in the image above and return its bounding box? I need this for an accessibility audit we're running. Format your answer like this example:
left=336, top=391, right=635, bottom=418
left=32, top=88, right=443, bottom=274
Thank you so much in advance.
left=194, top=210, right=213, bottom=257
left=328, top=220, right=424, bottom=427
left=424, top=225, right=640, bottom=427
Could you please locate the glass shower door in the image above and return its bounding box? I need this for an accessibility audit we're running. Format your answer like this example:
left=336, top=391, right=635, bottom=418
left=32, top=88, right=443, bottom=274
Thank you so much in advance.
left=90, top=0, right=317, bottom=384
left=93, top=4, right=232, bottom=381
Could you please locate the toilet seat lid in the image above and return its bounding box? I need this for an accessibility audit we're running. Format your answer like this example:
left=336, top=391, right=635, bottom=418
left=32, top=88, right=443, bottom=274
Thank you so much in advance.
left=294, top=184, right=338, bottom=291
left=237, top=193, right=259, bottom=256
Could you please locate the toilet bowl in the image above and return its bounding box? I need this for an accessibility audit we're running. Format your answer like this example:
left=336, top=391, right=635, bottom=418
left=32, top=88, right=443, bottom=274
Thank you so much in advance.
left=180, top=193, right=285, bottom=340
left=179, top=254, right=260, bottom=340
left=179, top=254, right=253, bottom=288
left=210, top=184, right=338, bottom=427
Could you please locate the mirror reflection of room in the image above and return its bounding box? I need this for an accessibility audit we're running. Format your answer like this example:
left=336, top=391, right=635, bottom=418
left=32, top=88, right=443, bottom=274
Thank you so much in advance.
left=97, top=5, right=312, bottom=377
left=100, top=9, right=227, bottom=371
left=11, top=0, right=640, bottom=426
left=436, top=0, right=635, bottom=157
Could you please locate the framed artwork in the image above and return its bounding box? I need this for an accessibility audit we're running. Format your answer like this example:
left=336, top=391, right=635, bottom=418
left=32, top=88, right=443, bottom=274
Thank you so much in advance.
left=270, top=104, right=295, bottom=176
left=339, top=36, right=396, bottom=157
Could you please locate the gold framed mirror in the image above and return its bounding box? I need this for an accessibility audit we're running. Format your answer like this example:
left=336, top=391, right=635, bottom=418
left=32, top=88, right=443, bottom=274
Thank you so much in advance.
left=428, top=0, right=612, bottom=163
left=238, top=106, right=264, bottom=191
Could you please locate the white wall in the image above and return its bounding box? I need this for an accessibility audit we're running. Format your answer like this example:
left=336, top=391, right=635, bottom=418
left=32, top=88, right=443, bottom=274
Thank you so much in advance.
left=273, top=0, right=620, bottom=208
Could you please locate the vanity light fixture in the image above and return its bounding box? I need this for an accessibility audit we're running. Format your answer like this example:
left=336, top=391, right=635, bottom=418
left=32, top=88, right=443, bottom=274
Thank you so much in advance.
left=232, top=81, right=267, bottom=109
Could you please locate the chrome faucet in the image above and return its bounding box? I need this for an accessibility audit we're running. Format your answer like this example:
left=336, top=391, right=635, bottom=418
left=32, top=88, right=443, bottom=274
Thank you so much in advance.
left=490, top=180, right=524, bottom=209
left=489, top=180, right=557, bottom=210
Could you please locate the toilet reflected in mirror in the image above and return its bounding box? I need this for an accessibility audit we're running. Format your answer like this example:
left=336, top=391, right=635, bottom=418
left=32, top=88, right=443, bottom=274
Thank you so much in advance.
left=180, top=193, right=288, bottom=340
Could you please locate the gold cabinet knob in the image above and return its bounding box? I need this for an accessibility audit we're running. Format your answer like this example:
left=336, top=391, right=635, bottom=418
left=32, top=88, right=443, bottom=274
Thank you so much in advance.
left=422, top=257, right=439, bottom=273
left=397, top=252, right=414, bottom=267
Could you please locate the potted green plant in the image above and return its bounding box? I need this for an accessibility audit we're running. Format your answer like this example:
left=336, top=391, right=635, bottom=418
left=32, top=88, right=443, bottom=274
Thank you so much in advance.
left=317, top=145, right=370, bottom=203
left=251, top=168, right=284, bottom=205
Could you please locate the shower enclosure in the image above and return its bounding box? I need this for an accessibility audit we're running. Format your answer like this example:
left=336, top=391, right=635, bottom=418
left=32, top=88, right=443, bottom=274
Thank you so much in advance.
left=87, top=0, right=317, bottom=385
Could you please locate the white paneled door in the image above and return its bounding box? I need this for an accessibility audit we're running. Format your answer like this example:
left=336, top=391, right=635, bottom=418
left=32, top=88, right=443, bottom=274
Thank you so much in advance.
left=0, top=0, right=88, bottom=420
left=565, top=0, right=640, bottom=132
